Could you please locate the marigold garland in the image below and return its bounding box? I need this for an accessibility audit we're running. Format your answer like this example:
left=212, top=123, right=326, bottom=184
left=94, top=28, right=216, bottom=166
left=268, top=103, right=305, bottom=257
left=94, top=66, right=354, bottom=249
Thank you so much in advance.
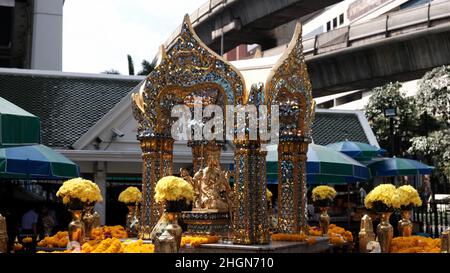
left=327, top=224, right=353, bottom=246
left=270, top=233, right=317, bottom=245
left=39, top=238, right=154, bottom=253
left=180, top=235, right=220, bottom=247
left=91, top=225, right=128, bottom=240
left=37, top=231, right=69, bottom=248
left=118, top=187, right=142, bottom=204
left=22, top=237, right=33, bottom=244
left=390, top=236, right=441, bottom=253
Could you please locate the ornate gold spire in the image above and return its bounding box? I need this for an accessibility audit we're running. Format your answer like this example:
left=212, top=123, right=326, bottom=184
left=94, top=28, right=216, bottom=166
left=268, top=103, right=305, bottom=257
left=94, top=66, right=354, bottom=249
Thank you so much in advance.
left=265, top=21, right=315, bottom=136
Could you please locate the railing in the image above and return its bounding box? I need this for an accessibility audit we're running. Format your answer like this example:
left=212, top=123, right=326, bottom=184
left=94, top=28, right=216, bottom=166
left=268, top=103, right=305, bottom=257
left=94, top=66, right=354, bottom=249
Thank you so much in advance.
left=413, top=202, right=450, bottom=238
left=303, top=0, right=450, bottom=56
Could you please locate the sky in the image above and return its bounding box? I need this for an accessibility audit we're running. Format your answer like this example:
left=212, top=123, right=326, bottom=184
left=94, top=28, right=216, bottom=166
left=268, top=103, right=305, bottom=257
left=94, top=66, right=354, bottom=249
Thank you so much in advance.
left=63, top=0, right=205, bottom=75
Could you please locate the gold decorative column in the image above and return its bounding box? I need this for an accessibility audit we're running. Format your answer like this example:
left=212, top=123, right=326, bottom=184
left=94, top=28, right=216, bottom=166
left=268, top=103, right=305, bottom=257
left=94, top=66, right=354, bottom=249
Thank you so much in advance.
left=277, top=139, right=300, bottom=233
left=232, top=83, right=270, bottom=245
left=138, top=135, right=174, bottom=239
left=264, top=22, right=315, bottom=234
left=160, top=137, right=174, bottom=177
left=255, top=148, right=270, bottom=243
left=233, top=140, right=270, bottom=244
left=298, top=141, right=309, bottom=232
left=139, top=136, right=161, bottom=239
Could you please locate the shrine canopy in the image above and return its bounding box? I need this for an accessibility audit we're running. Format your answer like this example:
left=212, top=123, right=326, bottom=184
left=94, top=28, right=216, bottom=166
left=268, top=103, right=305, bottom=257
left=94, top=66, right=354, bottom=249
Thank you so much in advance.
left=0, top=97, right=41, bottom=148
left=266, top=143, right=370, bottom=184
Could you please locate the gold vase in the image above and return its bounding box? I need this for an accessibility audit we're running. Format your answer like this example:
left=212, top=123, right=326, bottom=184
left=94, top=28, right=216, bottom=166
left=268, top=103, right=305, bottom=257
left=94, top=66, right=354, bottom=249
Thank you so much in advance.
left=150, top=212, right=169, bottom=242
left=376, top=212, right=393, bottom=253
left=82, top=205, right=95, bottom=241
left=126, top=204, right=140, bottom=238
left=397, top=210, right=413, bottom=237
left=68, top=210, right=85, bottom=244
left=164, top=212, right=182, bottom=252
left=155, top=230, right=177, bottom=253
left=93, top=211, right=100, bottom=228
left=319, top=207, right=330, bottom=236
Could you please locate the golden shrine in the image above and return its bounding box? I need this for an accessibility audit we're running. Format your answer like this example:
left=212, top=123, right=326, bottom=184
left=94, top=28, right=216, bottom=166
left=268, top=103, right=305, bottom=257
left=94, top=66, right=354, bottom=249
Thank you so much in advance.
left=131, top=14, right=314, bottom=245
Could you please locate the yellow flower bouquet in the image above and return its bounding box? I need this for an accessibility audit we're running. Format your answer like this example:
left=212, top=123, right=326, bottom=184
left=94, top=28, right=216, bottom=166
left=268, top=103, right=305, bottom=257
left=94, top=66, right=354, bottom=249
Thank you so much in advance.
left=118, top=187, right=142, bottom=204
left=155, top=176, right=194, bottom=212
left=56, top=178, right=103, bottom=209
left=312, top=185, right=337, bottom=207
left=365, top=183, right=399, bottom=212
left=396, top=185, right=422, bottom=210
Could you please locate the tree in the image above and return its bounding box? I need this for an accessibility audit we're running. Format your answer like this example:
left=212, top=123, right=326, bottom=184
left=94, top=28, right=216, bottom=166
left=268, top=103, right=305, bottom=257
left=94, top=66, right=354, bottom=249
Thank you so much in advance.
left=409, top=65, right=450, bottom=185
left=416, top=65, right=450, bottom=127
left=364, top=82, right=418, bottom=156
left=409, top=130, right=450, bottom=181
left=137, top=59, right=155, bottom=76
left=127, top=55, right=135, bottom=76
left=102, top=69, right=121, bottom=75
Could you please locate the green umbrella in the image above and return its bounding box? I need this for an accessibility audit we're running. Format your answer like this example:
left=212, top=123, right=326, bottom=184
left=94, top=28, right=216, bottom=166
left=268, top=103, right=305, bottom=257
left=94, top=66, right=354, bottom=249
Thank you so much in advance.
left=0, top=97, right=41, bottom=148
left=365, top=157, right=434, bottom=177
left=326, top=140, right=386, bottom=160
left=266, top=143, right=370, bottom=184
left=0, top=144, right=80, bottom=179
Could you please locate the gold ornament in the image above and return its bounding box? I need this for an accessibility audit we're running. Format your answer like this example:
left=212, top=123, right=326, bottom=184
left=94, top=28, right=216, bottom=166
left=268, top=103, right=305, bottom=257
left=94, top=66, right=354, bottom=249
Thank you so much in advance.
left=358, top=214, right=375, bottom=253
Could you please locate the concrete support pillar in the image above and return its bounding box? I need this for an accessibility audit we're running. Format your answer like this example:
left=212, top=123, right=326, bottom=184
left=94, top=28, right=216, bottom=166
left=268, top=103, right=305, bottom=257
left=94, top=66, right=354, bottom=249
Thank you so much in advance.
left=94, top=161, right=107, bottom=225
left=31, top=0, right=63, bottom=70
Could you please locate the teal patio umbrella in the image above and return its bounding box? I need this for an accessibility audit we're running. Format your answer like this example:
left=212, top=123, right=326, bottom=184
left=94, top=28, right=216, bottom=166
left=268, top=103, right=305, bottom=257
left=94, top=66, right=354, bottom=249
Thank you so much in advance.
left=365, top=157, right=434, bottom=177
left=0, top=144, right=79, bottom=179
left=266, top=143, right=370, bottom=184
left=0, top=97, right=41, bottom=148
left=326, top=140, right=385, bottom=160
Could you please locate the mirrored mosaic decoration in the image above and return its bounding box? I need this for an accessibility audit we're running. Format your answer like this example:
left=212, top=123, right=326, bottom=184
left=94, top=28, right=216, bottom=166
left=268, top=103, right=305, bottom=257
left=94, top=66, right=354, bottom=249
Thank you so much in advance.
left=132, top=15, right=314, bottom=242
left=265, top=23, right=315, bottom=234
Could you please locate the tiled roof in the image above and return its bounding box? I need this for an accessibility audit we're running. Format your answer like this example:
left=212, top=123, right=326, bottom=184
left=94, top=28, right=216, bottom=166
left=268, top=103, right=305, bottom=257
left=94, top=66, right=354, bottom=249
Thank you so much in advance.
left=312, top=112, right=369, bottom=145
left=0, top=70, right=372, bottom=149
left=0, top=71, right=142, bottom=148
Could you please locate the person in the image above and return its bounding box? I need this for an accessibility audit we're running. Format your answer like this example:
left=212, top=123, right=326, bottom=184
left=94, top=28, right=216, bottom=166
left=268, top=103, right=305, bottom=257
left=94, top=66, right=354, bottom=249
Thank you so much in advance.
left=21, top=207, right=38, bottom=237
left=20, top=207, right=39, bottom=253
left=359, top=186, right=367, bottom=207
left=39, top=206, right=56, bottom=237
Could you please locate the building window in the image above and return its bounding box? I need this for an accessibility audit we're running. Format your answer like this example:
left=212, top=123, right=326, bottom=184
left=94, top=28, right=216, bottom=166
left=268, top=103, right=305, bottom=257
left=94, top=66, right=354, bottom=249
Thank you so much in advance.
left=333, top=17, right=337, bottom=28
left=326, top=21, right=331, bottom=31
left=339, top=13, right=344, bottom=25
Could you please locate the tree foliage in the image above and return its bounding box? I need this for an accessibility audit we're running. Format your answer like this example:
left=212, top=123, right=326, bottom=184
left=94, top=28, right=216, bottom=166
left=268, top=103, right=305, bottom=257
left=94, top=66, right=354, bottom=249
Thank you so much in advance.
left=102, top=69, right=121, bottom=75
left=364, top=82, right=418, bottom=156
left=409, top=65, right=450, bottom=181
left=409, top=130, right=450, bottom=180
left=137, top=59, right=155, bottom=76
left=416, top=65, right=450, bottom=126
left=127, top=55, right=135, bottom=76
